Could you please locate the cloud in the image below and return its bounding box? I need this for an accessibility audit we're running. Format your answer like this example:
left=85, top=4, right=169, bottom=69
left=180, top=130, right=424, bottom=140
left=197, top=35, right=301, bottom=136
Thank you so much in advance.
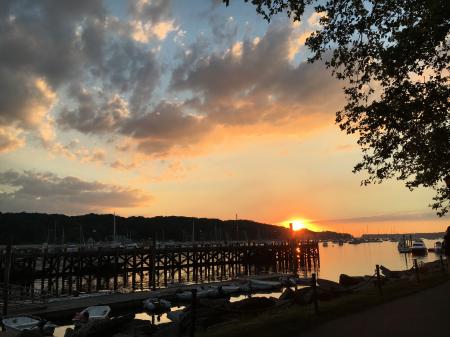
left=0, top=126, right=25, bottom=153
left=171, top=23, right=344, bottom=127
left=0, top=170, right=153, bottom=214
left=314, top=211, right=444, bottom=225
left=0, top=0, right=166, bottom=151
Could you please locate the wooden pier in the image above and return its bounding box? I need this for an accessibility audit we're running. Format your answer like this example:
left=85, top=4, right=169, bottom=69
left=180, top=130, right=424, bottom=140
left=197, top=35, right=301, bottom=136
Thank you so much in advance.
left=0, top=240, right=319, bottom=299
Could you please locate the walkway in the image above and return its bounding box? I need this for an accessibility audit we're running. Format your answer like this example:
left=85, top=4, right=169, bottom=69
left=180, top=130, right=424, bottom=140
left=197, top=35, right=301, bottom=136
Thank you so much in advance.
left=300, top=280, right=450, bottom=337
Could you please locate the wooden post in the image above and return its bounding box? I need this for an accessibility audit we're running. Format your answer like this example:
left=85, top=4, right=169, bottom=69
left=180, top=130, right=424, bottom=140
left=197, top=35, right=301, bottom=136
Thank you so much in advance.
left=2, top=244, right=12, bottom=316
left=375, top=264, right=383, bottom=297
left=151, top=238, right=156, bottom=291
left=311, top=273, right=318, bottom=314
left=413, top=259, right=420, bottom=282
left=190, top=288, right=197, bottom=337
left=440, top=255, right=446, bottom=274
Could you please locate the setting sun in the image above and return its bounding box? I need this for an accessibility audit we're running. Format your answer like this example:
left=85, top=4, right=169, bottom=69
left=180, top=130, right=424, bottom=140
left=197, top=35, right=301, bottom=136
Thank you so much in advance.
left=284, top=219, right=307, bottom=231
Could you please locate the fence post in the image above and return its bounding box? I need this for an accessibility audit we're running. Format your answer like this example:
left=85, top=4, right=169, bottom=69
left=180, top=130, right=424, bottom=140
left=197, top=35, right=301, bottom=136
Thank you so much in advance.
left=311, top=273, right=318, bottom=314
left=190, top=288, right=197, bottom=337
left=413, top=259, right=420, bottom=282
left=375, top=264, right=383, bottom=297
left=439, top=255, right=446, bottom=274
left=2, top=244, right=12, bottom=316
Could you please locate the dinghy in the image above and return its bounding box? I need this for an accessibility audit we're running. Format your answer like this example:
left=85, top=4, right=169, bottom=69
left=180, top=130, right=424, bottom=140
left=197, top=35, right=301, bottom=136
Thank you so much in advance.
left=2, top=316, right=56, bottom=336
left=73, top=305, right=111, bottom=327
left=249, top=279, right=281, bottom=290
left=143, top=298, right=171, bottom=313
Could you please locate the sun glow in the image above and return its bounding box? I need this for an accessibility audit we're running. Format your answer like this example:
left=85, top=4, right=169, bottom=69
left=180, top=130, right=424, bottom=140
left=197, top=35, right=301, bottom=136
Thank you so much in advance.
left=283, top=219, right=309, bottom=231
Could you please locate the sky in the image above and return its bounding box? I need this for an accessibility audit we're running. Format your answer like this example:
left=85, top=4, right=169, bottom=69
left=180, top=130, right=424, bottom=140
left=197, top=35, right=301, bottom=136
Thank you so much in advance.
left=0, top=0, right=447, bottom=236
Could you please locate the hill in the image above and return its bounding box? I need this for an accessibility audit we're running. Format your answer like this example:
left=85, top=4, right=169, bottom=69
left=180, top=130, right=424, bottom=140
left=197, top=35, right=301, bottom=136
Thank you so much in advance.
left=0, top=212, right=350, bottom=245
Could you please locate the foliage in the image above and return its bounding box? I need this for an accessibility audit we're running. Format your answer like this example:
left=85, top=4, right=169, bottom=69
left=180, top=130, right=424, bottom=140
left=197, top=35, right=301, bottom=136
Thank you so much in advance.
left=227, top=0, right=450, bottom=215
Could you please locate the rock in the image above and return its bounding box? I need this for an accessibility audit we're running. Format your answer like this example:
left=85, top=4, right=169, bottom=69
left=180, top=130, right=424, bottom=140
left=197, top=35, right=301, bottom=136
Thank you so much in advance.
left=64, top=328, right=75, bottom=337
left=339, top=274, right=365, bottom=287
left=229, top=297, right=276, bottom=312
left=319, top=279, right=347, bottom=293
left=292, top=287, right=313, bottom=305
left=67, top=314, right=135, bottom=337
left=279, top=287, right=295, bottom=301
left=379, top=266, right=403, bottom=278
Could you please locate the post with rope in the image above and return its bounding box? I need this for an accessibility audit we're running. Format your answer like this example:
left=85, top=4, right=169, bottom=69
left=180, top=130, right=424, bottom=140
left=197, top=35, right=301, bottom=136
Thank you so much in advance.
left=190, top=288, right=197, bottom=337
left=413, top=259, right=420, bottom=282
left=375, top=264, right=383, bottom=297
left=311, top=273, right=318, bottom=314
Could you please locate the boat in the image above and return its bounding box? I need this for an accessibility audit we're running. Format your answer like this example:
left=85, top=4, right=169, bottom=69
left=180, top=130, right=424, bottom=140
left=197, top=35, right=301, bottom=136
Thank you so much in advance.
left=175, top=286, right=218, bottom=300
left=167, top=309, right=187, bottom=322
left=410, top=239, right=427, bottom=255
left=348, top=238, right=363, bottom=245
left=248, top=279, right=281, bottom=290
left=220, top=284, right=241, bottom=294
left=73, top=305, right=111, bottom=327
left=338, top=240, right=344, bottom=246
left=397, top=240, right=410, bottom=253
left=2, top=316, right=56, bottom=336
left=434, top=241, right=442, bottom=254
left=143, top=298, right=171, bottom=313
left=322, top=241, right=328, bottom=247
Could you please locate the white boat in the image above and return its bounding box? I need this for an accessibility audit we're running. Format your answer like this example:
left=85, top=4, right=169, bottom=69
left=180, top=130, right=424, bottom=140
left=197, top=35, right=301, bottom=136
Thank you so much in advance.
left=73, top=305, right=111, bottom=326
left=411, top=239, right=427, bottom=255
left=2, top=316, right=56, bottom=336
left=397, top=241, right=410, bottom=253
left=175, top=286, right=217, bottom=300
left=143, top=298, right=171, bottom=313
left=322, top=241, right=328, bottom=247
left=220, top=285, right=241, bottom=294
left=248, top=279, right=281, bottom=290
left=434, top=241, right=442, bottom=254
left=167, top=309, right=187, bottom=322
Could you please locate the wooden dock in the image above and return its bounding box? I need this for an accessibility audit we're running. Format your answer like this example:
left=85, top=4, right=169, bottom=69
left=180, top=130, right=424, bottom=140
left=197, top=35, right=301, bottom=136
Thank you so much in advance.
left=0, top=240, right=319, bottom=318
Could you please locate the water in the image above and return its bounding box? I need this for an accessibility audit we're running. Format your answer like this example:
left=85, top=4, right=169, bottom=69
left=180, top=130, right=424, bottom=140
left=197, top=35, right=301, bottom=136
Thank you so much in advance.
left=52, top=239, right=443, bottom=336
left=317, top=239, right=442, bottom=281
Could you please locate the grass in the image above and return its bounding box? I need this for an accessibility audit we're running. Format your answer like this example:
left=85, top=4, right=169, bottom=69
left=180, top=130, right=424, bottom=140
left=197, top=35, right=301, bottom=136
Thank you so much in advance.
left=198, top=271, right=449, bottom=337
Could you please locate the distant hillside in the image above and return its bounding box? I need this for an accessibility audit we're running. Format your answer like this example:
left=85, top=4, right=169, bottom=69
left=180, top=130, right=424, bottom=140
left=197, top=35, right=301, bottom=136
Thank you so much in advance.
left=0, top=212, right=350, bottom=245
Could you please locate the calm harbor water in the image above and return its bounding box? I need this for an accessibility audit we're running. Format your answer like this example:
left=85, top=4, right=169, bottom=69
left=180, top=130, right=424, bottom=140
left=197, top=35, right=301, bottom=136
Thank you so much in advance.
left=53, top=238, right=443, bottom=336
left=317, top=239, right=442, bottom=281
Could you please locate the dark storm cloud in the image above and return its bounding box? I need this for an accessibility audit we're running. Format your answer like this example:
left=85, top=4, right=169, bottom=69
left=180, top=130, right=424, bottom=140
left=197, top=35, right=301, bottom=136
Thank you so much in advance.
left=0, top=170, right=152, bottom=213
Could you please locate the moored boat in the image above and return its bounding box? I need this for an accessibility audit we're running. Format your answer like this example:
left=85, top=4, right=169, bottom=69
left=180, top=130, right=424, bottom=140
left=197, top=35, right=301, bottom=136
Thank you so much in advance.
left=322, top=241, right=328, bottom=247
left=410, top=239, right=427, bottom=255
left=2, top=316, right=56, bottom=336
left=397, top=240, right=410, bottom=253
left=73, top=305, right=111, bottom=327
left=434, top=241, right=442, bottom=254
left=143, top=298, right=171, bottom=313
left=248, top=279, right=281, bottom=290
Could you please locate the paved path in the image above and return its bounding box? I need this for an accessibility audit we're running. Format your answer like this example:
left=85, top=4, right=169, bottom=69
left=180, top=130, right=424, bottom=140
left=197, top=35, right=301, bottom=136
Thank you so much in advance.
left=300, top=281, right=450, bottom=337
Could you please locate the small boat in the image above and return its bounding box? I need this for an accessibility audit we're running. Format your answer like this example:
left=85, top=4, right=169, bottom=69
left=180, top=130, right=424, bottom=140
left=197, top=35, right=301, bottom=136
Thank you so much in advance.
left=2, top=316, right=56, bottom=336
left=397, top=240, right=410, bottom=253
left=220, top=285, right=241, bottom=294
left=434, top=241, right=442, bottom=254
left=73, top=305, right=111, bottom=327
left=167, top=309, right=187, bottom=322
left=143, top=298, right=171, bottom=313
left=322, top=241, right=328, bottom=247
left=175, top=286, right=217, bottom=300
left=348, top=238, right=363, bottom=245
left=248, top=279, right=281, bottom=290
left=338, top=240, right=344, bottom=246
left=410, top=239, right=427, bottom=255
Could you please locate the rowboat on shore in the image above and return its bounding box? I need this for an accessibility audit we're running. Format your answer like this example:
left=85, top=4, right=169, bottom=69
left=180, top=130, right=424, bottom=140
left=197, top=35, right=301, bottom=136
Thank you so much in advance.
left=73, top=305, right=111, bottom=327
left=2, top=316, right=56, bottom=336
left=143, top=298, right=171, bottom=313
left=248, top=279, right=281, bottom=290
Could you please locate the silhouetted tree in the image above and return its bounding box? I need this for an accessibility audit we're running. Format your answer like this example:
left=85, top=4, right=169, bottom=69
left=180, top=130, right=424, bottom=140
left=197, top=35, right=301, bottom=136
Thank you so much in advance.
left=226, top=0, right=450, bottom=215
